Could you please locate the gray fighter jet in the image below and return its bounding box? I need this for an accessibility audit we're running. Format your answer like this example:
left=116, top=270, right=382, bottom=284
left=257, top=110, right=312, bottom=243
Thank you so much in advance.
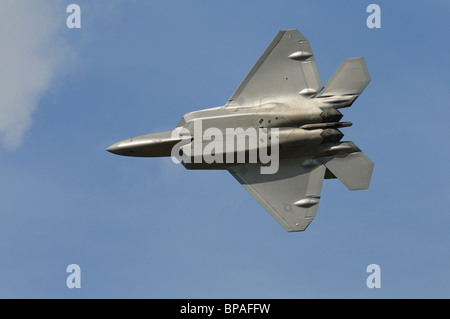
left=107, top=29, right=374, bottom=232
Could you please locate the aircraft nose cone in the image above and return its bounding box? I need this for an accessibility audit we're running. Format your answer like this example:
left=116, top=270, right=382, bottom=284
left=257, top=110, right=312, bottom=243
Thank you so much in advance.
left=106, top=142, right=120, bottom=154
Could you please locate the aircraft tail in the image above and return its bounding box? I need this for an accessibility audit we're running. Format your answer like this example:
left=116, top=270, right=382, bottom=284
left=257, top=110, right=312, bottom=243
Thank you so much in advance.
left=316, top=57, right=371, bottom=106
left=313, top=57, right=373, bottom=189
left=319, top=151, right=374, bottom=190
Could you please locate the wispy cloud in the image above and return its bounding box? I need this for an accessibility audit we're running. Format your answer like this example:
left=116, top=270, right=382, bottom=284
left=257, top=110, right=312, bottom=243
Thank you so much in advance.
left=0, top=1, right=71, bottom=150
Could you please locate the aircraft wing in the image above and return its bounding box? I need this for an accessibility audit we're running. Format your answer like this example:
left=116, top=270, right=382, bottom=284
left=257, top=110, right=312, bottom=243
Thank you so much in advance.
left=228, top=158, right=326, bottom=232
left=226, top=29, right=322, bottom=107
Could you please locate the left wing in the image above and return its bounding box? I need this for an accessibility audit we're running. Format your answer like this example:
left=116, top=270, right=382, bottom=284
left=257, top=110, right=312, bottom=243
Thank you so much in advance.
left=228, top=158, right=326, bottom=232
left=226, top=29, right=322, bottom=107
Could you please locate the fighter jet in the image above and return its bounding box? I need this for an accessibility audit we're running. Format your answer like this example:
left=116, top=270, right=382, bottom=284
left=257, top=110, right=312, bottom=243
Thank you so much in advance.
left=107, top=29, right=374, bottom=232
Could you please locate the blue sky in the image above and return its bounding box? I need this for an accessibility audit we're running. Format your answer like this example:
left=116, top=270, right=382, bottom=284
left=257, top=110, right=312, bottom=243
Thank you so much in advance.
left=0, top=0, right=449, bottom=298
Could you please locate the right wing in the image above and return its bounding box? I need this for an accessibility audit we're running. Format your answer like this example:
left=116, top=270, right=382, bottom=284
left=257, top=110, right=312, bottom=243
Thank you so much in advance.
left=228, top=150, right=374, bottom=232
left=226, top=29, right=322, bottom=107
left=228, top=158, right=326, bottom=232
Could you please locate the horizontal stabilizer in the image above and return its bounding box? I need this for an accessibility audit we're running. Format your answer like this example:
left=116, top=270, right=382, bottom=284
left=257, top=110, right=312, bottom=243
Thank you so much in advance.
left=319, top=151, right=374, bottom=190
left=316, top=57, right=371, bottom=98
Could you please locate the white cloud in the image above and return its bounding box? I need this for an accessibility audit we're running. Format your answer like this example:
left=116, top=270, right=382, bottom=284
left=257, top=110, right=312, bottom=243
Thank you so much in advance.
left=0, top=1, right=71, bottom=150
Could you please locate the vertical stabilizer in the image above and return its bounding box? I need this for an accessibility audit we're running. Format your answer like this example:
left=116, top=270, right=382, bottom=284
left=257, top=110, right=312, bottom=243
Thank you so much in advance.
left=316, top=57, right=371, bottom=98
left=319, top=151, right=374, bottom=190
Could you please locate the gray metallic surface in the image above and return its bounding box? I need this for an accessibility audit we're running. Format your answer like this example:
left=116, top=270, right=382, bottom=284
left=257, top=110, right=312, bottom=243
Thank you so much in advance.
left=107, top=29, right=374, bottom=232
